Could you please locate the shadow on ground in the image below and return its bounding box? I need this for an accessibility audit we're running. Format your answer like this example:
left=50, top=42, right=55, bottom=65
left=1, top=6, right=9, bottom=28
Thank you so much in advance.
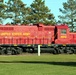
left=0, top=61, right=76, bottom=67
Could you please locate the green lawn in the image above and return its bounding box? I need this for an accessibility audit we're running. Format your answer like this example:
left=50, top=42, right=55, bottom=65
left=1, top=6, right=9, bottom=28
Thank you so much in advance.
left=0, top=54, right=76, bottom=75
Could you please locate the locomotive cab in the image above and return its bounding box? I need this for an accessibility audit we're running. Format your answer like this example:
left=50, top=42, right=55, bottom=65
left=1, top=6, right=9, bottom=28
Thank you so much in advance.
left=55, top=24, right=70, bottom=44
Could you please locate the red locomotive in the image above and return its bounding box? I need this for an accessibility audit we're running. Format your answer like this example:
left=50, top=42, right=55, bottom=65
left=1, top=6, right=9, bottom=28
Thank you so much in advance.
left=0, top=23, right=76, bottom=55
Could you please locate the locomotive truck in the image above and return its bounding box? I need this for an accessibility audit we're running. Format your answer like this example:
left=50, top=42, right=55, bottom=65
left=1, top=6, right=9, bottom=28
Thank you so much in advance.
left=0, top=23, right=76, bottom=55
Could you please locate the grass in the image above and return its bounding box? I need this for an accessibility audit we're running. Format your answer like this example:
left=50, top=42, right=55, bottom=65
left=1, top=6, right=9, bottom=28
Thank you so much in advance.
left=0, top=54, right=76, bottom=75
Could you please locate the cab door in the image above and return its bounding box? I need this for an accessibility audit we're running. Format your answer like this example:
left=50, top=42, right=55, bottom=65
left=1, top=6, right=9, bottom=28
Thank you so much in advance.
left=55, top=25, right=70, bottom=44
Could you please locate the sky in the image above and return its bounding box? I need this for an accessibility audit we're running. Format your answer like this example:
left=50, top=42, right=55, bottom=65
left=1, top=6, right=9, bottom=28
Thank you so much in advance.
left=4, top=0, right=67, bottom=24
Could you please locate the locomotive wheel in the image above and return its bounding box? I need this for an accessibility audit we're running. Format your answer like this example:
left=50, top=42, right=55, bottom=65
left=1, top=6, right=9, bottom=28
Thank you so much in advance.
left=66, top=47, right=74, bottom=54
left=58, top=47, right=65, bottom=54
left=53, top=47, right=62, bottom=54
left=66, top=50, right=73, bottom=54
left=6, top=47, right=12, bottom=55
left=53, top=49, right=58, bottom=54
left=11, top=47, right=17, bottom=55
left=0, top=47, right=6, bottom=55
left=16, top=47, right=23, bottom=54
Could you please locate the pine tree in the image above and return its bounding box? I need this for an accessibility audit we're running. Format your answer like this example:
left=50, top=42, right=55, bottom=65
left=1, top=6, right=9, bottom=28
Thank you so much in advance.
left=26, top=0, right=56, bottom=25
left=0, top=0, right=6, bottom=24
left=58, top=0, right=76, bottom=32
left=6, top=0, right=29, bottom=25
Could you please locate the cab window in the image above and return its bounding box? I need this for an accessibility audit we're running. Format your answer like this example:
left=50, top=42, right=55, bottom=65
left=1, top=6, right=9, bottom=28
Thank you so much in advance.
left=61, top=29, right=67, bottom=34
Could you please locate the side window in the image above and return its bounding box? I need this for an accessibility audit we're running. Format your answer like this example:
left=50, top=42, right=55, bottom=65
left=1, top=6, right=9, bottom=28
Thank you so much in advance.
left=61, top=29, right=67, bottom=34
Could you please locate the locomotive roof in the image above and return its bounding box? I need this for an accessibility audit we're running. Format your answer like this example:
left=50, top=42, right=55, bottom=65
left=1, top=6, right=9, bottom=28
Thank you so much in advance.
left=55, top=24, right=68, bottom=29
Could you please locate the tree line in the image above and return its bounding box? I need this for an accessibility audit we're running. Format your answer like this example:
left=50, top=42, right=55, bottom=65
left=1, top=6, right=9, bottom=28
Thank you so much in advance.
left=0, top=0, right=76, bottom=31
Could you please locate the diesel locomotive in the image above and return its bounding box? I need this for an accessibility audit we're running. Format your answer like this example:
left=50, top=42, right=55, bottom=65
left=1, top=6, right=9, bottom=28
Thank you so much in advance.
left=0, top=24, right=76, bottom=55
